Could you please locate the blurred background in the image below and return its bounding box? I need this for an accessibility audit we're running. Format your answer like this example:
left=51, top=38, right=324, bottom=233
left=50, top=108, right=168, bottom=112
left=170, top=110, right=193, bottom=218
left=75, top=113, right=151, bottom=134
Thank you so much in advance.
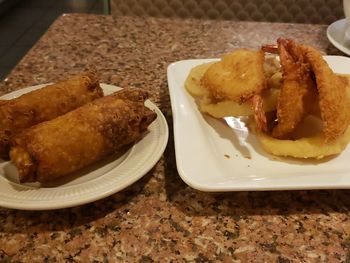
left=0, top=0, right=344, bottom=81
left=0, top=0, right=109, bottom=80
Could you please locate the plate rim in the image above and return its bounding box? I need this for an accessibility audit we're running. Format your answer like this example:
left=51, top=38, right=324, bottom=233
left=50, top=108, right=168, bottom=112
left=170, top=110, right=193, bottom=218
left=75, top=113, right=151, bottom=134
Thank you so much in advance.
left=0, top=83, right=169, bottom=210
left=327, top=18, right=350, bottom=56
left=167, top=56, right=350, bottom=192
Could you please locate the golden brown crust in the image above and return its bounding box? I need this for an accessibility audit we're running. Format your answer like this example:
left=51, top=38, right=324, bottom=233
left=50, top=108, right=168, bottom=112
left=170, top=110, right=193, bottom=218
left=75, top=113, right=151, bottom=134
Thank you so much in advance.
left=272, top=38, right=318, bottom=139
left=0, top=71, right=103, bottom=159
left=201, top=49, right=266, bottom=103
left=10, top=88, right=157, bottom=183
left=185, top=61, right=280, bottom=119
left=9, top=146, right=37, bottom=182
left=111, top=87, right=149, bottom=102
left=302, top=45, right=350, bottom=141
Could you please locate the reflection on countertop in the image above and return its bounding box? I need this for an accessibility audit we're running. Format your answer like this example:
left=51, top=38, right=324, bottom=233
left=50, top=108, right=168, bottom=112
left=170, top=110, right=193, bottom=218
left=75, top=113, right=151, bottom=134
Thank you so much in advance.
left=0, top=13, right=348, bottom=262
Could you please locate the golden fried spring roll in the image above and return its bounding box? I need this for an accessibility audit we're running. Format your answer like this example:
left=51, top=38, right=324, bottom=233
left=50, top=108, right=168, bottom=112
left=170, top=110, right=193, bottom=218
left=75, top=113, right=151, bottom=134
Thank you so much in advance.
left=0, top=71, right=103, bottom=159
left=9, top=88, right=157, bottom=183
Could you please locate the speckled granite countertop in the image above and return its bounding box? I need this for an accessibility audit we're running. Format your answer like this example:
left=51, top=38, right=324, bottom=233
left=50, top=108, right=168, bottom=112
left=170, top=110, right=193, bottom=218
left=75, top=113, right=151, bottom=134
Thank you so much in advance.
left=1, top=14, right=350, bottom=262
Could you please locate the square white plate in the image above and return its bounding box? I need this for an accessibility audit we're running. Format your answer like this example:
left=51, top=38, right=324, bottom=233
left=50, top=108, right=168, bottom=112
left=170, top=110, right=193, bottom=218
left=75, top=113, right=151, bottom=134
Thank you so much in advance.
left=167, top=56, right=350, bottom=191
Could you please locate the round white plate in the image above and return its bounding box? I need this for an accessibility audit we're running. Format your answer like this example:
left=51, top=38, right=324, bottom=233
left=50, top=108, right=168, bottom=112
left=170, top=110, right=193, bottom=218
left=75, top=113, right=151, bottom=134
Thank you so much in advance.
left=327, top=18, right=350, bottom=56
left=0, top=84, right=168, bottom=210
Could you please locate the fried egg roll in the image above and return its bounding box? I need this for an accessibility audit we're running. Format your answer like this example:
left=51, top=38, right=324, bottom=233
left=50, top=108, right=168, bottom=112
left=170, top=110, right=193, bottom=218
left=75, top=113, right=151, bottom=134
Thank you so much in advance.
left=0, top=71, right=103, bottom=159
left=9, top=88, right=157, bottom=183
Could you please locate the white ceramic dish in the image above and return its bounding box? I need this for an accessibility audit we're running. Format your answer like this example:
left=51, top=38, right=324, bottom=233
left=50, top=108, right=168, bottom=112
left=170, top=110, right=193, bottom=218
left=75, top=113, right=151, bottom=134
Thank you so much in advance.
left=327, top=18, right=350, bottom=56
left=0, top=84, right=168, bottom=210
left=167, top=56, right=350, bottom=192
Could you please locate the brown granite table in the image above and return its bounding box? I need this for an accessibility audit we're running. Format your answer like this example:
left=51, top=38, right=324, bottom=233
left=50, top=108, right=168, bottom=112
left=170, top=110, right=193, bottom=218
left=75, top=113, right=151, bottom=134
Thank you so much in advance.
left=0, top=14, right=350, bottom=262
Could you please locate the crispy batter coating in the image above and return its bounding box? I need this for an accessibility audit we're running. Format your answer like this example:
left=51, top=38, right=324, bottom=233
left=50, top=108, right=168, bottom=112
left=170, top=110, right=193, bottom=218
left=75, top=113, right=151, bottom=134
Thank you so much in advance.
left=110, top=87, right=149, bottom=102
left=10, top=88, right=156, bottom=183
left=272, top=38, right=318, bottom=139
left=302, top=45, right=350, bottom=141
left=201, top=49, right=266, bottom=103
left=0, top=71, right=103, bottom=159
left=185, top=61, right=279, bottom=119
left=257, top=38, right=350, bottom=158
